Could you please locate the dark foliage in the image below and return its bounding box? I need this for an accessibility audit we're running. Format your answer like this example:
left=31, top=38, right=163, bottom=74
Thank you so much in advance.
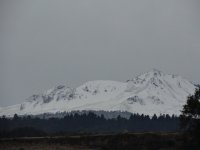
left=0, top=112, right=179, bottom=138
left=180, top=88, right=200, bottom=149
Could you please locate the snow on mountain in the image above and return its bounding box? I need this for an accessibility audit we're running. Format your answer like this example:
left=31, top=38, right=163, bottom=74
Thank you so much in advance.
left=0, top=69, right=196, bottom=117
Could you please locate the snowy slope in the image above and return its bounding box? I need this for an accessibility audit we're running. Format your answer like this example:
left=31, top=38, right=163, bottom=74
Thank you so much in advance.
left=0, top=69, right=196, bottom=117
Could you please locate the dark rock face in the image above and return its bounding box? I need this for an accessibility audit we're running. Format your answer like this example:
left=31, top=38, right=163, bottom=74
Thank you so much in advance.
left=127, top=96, right=144, bottom=105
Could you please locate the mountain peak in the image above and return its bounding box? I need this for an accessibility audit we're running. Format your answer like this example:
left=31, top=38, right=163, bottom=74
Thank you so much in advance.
left=131, top=69, right=165, bottom=82
left=126, top=69, right=166, bottom=84
left=150, top=68, right=163, bottom=73
left=146, top=68, right=164, bottom=77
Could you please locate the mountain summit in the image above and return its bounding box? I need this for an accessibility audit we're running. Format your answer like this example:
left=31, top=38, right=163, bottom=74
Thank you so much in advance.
left=0, top=70, right=196, bottom=116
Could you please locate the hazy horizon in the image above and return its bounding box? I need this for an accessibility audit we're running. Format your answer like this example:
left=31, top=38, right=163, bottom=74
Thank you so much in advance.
left=1, top=0, right=200, bottom=107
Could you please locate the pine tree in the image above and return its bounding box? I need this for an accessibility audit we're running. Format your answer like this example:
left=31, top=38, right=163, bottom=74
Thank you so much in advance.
left=180, top=88, right=200, bottom=149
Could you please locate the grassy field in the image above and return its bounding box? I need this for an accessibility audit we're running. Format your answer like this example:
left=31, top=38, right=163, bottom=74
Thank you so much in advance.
left=0, top=132, right=185, bottom=150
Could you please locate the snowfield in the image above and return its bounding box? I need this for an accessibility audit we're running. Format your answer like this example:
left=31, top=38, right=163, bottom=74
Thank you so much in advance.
left=0, top=69, right=196, bottom=117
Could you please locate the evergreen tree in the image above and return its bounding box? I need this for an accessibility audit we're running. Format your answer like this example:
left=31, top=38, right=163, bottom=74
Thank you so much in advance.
left=180, top=88, right=200, bottom=149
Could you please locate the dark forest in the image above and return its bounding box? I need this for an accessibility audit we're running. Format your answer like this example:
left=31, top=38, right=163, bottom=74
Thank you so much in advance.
left=0, top=112, right=179, bottom=138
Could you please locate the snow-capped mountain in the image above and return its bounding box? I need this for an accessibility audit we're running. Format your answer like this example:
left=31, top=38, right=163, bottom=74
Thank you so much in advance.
left=0, top=69, right=197, bottom=117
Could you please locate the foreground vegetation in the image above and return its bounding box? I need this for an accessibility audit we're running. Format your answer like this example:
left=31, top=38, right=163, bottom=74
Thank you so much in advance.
left=0, top=132, right=186, bottom=150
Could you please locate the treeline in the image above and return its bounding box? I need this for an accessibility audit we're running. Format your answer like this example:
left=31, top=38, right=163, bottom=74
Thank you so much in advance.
left=0, top=112, right=179, bottom=137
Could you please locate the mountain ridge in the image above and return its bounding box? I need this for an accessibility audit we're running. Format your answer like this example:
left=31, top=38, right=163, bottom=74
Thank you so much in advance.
left=0, top=69, right=197, bottom=117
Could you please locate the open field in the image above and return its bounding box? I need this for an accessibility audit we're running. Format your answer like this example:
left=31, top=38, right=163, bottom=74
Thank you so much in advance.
left=0, top=132, right=185, bottom=150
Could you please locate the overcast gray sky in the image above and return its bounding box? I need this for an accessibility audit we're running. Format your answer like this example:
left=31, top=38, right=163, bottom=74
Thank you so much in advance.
left=1, top=0, right=200, bottom=107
